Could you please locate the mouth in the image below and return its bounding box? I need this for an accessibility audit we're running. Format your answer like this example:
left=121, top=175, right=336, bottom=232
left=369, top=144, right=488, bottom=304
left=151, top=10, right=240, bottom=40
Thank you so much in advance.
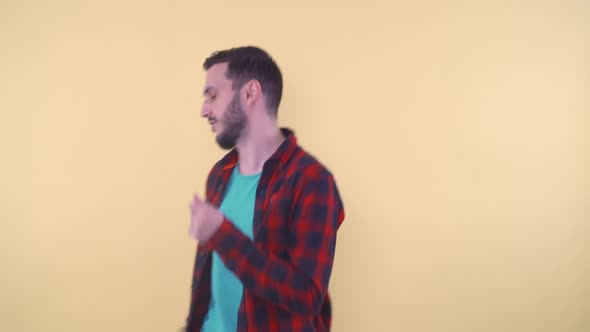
left=208, top=119, right=217, bottom=131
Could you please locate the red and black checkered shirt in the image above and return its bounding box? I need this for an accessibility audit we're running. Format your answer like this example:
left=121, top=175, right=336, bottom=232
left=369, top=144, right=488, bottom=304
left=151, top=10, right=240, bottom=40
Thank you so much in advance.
left=185, top=128, right=345, bottom=332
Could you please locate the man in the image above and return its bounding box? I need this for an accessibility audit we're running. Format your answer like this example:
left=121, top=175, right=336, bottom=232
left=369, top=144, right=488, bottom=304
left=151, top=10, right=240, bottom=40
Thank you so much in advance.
left=185, top=46, right=345, bottom=332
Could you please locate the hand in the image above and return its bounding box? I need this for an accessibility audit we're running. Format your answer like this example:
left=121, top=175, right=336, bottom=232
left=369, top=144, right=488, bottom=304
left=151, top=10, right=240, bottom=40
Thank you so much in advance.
left=189, top=193, right=224, bottom=242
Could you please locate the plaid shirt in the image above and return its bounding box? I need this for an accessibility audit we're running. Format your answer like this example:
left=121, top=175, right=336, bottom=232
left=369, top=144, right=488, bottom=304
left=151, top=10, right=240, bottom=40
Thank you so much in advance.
left=185, top=128, right=345, bottom=332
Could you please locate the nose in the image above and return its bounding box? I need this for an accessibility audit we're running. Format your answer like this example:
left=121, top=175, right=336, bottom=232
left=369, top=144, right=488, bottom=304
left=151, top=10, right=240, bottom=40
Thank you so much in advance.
left=201, top=103, right=211, bottom=118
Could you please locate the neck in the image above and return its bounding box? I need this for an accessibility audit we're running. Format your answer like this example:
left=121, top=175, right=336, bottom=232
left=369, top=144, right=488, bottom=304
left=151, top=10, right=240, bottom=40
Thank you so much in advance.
left=235, top=120, right=285, bottom=175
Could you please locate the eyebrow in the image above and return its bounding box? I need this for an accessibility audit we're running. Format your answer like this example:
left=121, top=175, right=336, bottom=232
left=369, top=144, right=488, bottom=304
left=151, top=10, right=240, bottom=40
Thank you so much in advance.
left=203, top=86, right=217, bottom=96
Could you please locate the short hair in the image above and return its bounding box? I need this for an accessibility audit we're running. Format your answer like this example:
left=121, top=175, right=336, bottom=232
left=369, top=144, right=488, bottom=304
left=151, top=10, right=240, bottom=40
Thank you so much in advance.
left=203, top=46, right=283, bottom=115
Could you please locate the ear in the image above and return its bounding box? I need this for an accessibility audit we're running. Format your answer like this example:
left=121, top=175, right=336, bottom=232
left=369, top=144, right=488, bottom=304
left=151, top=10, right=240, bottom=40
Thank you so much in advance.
left=242, top=79, right=262, bottom=108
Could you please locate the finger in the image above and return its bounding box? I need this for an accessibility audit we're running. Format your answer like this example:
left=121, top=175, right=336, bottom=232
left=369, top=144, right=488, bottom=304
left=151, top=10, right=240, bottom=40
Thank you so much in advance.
left=190, top=196, right=201, bottom=210
left=192, top=193, right=204, bottom=204
left=189, top=200, right=198, bottom=209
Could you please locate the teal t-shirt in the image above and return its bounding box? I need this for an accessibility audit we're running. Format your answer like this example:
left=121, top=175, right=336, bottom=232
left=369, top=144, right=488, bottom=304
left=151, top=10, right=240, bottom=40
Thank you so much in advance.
left=202, top=165, right=261, bottom=332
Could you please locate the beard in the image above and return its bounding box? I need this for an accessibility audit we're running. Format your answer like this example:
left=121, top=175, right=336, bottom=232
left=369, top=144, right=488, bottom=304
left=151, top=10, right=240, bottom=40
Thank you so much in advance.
left=215, top=92, right=247, bottom=150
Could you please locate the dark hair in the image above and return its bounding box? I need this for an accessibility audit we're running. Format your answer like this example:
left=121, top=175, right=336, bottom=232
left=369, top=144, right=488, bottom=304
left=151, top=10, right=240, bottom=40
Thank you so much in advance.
left=203, top=46, right=283, bottom=115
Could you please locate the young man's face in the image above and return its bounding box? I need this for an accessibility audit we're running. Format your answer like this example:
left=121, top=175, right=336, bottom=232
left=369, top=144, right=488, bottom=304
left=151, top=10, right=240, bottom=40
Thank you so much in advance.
left=201, top=63, right=247, bottom=150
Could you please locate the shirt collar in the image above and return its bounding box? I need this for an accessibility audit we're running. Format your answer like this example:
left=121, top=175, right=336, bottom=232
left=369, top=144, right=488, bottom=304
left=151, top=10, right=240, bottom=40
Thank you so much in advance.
left=219, top=127, right=298, bottom=171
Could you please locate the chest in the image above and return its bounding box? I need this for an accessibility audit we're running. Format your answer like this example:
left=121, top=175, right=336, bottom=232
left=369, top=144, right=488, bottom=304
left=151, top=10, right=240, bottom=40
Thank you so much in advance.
left=213, top=170, right=301, bottom=254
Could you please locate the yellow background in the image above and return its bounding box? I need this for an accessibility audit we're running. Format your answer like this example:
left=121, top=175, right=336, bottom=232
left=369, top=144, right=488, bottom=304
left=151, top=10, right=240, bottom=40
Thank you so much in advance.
left=1, top=1, right=589, bottom=331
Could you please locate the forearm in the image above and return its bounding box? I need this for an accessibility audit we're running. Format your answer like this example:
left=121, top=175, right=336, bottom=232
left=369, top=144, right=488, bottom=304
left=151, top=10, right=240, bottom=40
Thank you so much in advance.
left=204, top=219, right=332, bottom=315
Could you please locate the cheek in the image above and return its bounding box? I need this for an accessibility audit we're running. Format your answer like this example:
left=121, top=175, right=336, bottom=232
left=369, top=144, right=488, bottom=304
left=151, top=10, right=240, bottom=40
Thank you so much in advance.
left=216, top=110, right=226, bottom=122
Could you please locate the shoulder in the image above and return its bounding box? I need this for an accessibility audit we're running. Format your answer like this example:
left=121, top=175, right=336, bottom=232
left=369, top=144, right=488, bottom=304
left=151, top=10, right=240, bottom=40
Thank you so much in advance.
left=286, top=146, right=342, bottom=199
left=286, top=145, right=346, bottom=226
left=289, top=146, right=334, bottom=179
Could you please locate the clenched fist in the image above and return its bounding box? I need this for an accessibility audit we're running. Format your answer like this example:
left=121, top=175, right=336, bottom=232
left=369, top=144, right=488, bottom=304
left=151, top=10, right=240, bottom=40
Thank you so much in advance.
left=189, top=194, right=224, bottom=242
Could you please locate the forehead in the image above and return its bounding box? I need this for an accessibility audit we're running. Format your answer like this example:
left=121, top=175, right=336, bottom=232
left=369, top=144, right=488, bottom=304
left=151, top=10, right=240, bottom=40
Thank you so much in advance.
left=204, top=62, right=232, bottom=92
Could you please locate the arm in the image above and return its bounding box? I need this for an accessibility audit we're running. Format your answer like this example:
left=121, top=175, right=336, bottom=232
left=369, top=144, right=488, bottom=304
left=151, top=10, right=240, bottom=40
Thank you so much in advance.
left=203, top=168, right=344, bottom=315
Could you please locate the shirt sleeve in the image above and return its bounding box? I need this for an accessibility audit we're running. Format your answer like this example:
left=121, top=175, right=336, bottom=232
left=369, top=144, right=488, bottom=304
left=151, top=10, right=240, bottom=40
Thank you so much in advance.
left=203, top=166, right=345, bottom=315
